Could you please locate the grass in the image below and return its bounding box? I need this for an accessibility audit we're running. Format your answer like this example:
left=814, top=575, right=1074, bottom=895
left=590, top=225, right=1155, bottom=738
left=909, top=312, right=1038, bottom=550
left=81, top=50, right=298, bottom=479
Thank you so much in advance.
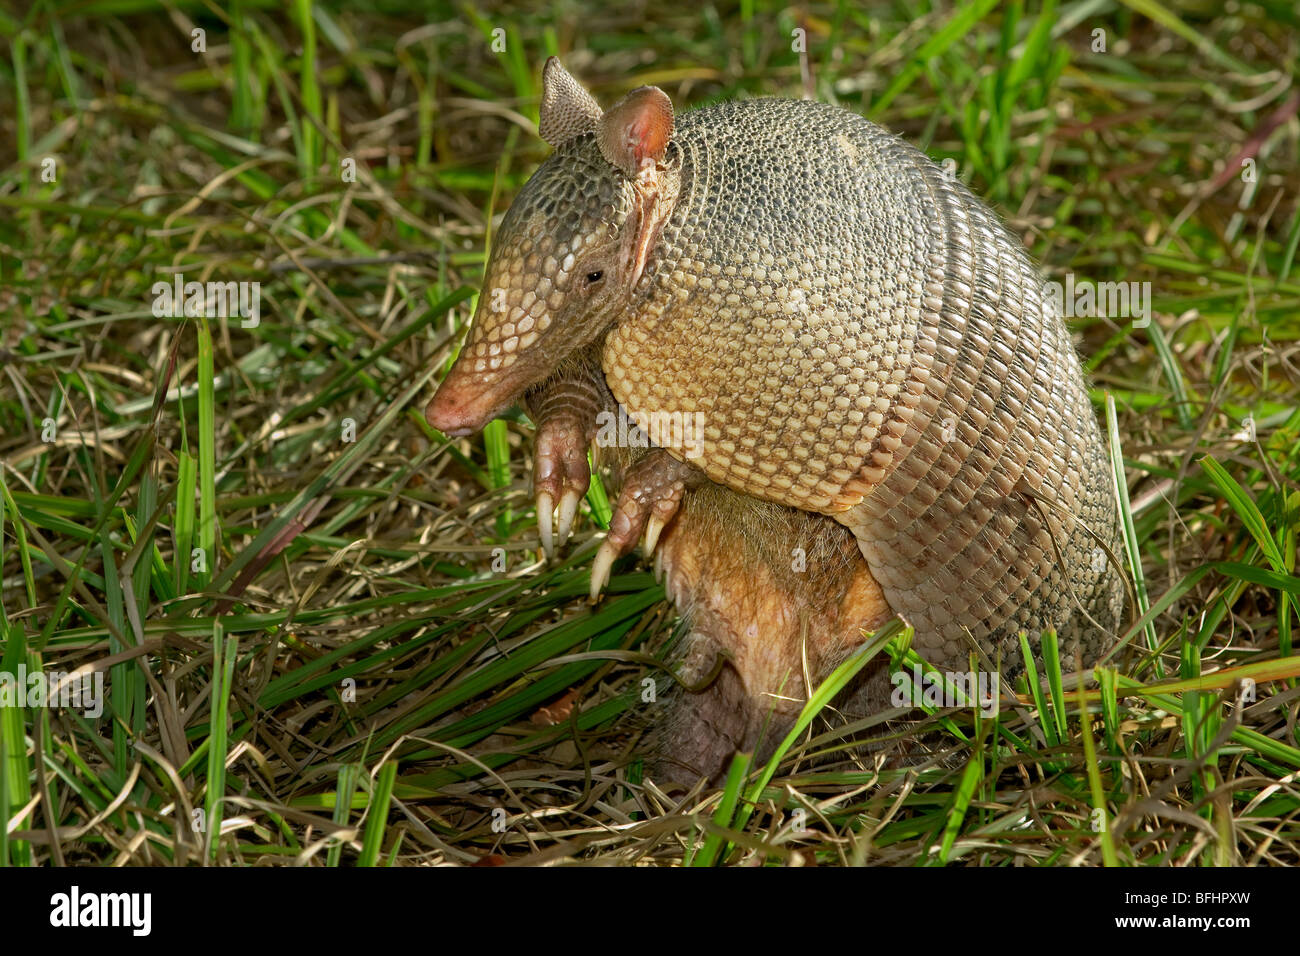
left=0, top=0, right=1298, bottom=866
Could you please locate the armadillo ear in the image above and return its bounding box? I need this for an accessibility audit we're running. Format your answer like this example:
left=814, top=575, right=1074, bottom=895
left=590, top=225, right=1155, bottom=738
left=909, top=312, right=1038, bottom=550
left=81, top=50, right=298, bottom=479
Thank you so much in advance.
left=597, top=86, right=674, bottom=179
left=539, top=57, right=602, bottom=147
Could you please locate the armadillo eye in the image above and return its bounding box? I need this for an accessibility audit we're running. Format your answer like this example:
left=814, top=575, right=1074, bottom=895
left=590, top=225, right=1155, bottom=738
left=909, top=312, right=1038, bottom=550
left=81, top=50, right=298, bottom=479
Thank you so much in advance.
left=585, top=270, right=604, bottom=285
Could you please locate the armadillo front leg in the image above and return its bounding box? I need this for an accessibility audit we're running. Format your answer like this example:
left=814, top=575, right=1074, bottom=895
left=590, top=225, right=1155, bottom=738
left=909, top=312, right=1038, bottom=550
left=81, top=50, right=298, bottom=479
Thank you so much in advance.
left=523, top=364, right=610, bottom=557
left=590, top=449, right=702, bottom=598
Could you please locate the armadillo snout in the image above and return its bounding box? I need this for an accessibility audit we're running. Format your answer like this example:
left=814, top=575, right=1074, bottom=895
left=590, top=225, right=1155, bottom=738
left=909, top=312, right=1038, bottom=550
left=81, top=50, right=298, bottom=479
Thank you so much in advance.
left=425, top=360, right=523, bottom=436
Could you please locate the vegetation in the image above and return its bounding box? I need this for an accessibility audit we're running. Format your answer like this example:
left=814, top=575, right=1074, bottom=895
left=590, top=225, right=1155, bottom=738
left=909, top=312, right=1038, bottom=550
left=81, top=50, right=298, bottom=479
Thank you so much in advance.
left=1, top=0, right=1297, bottom=866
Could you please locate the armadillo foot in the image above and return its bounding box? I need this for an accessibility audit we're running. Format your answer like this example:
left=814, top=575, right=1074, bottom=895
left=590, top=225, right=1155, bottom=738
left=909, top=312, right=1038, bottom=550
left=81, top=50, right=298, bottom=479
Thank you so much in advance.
left=532, top=411, right=592, bottom=559
left=590, top=449, right=699, bottom=600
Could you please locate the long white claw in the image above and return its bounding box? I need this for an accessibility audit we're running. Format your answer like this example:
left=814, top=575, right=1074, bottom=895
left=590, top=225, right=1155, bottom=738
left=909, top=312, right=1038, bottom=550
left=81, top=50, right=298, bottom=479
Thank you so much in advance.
left=653, top=548, right=664, bottom=583
left=537, top=491, right=554, bottom=560
left=590, top=541, right=616, bottom=600
left=643, top=514, right=666, bottom=556
left=556, top=488, right=582, bottom=549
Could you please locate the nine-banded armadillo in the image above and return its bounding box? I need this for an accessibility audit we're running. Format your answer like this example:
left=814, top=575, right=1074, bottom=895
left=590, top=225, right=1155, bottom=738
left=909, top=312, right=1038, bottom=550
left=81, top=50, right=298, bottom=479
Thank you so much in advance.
left=427, top=58, right=1125, bottom=782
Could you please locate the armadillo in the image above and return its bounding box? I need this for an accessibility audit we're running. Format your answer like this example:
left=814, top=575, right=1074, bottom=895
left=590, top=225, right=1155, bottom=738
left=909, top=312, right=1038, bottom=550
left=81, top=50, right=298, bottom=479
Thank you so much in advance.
left=427, top=58, right=1125, bottom=782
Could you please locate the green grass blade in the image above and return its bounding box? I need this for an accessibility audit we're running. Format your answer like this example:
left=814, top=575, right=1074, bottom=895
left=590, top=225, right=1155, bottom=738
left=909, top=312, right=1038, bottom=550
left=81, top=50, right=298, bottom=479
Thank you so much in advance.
left=1078, top=679, right=1120, bottom=866
left=693, top=751, right=750, bottom=867
left=204, top=626, right=238, bottom=863
left=1106, top=393, right=1160, bottom=673
left=870, top=0, right=1000, bottom=116
left=358, top=761, right=398, bottom=867
left=1201, top=455, right=1286, bottom=571
left=196, top=318, right=218, bottom=593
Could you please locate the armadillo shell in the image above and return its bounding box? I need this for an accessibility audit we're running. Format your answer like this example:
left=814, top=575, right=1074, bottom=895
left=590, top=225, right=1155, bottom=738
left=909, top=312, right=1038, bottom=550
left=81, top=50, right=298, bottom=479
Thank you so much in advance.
left=601, top=98, right=1124, bottom=667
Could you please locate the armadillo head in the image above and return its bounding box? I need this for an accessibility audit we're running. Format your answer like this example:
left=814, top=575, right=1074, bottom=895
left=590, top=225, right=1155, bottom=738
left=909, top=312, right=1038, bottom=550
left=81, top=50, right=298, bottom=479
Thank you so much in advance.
left=426, top=58, right=678, bottom=436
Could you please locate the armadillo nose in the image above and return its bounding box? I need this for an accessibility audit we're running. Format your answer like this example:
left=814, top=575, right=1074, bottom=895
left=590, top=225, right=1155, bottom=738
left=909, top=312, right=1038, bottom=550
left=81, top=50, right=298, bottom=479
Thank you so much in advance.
left=426, top=375, right=515, bottom=437
left=425, top=387, right=485, bottom=437
left=425, top=392, right=476, bottom=437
